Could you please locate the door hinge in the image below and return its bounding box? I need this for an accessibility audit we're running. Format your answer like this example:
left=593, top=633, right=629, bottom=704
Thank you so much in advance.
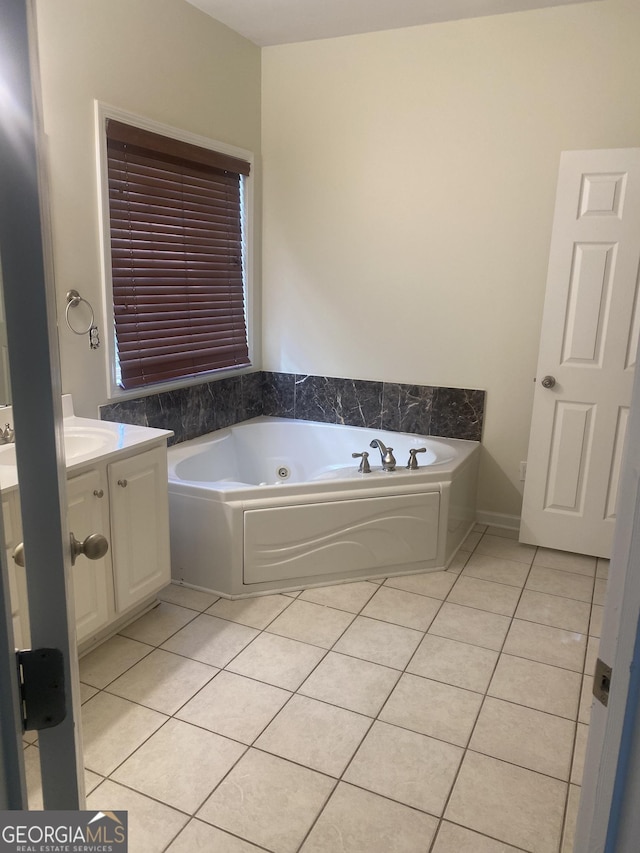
left=594, top=657, right=612, bottom=707
left=15, top=648, right=67, bottom=731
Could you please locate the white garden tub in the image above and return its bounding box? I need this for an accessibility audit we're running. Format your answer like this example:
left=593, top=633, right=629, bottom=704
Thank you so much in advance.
left=167, top=416, right=479, bottom=597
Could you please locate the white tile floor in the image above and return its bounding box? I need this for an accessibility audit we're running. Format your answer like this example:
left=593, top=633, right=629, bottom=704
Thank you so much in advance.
left=25, top=524, right=607, bottom=852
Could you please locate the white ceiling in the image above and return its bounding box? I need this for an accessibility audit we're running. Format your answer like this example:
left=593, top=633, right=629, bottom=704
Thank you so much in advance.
left=184, top=0, right=595, bottom=46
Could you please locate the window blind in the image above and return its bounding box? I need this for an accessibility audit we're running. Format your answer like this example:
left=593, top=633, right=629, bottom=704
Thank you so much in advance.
left=106, top=119, right=251, bottom=390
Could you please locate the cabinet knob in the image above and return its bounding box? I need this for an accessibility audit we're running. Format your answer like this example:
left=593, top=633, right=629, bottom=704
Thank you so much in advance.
left=69, top=531, right=109, bottom=566
left=93, top=489, right=104, bottom=498
left=13, top=533, right=109, bottom=568
left=117, top=479, right=128, bottom=488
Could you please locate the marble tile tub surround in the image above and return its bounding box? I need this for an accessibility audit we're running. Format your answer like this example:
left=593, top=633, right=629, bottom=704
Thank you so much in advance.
left=100, top=370, right=485, bottom=445
left=100, top=372, right=263, bottom=446
left=264, top=372, right=484, bottom=441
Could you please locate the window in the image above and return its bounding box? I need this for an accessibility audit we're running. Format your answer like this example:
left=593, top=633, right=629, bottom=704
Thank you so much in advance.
left=104, top=118, right=251, bottom=391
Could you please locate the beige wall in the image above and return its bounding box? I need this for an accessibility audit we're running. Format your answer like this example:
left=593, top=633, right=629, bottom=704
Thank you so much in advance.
left=261, top=0, right=640, bottom=519
left=35, top=0, right=262, bottom=417
left=34, top=0, right=640, bottom=520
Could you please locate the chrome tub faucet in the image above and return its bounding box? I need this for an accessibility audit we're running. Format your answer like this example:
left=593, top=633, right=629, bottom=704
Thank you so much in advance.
left=352, top=450, right=371, bottom=473
left=0, top=423, right=14, bottom=444
left=370, top=439, right=396, bottom=471
left=407, top=447, right=427, bottom=469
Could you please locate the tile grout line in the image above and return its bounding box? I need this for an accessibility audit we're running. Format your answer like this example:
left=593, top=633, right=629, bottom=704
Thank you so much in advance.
left=557, top=554, right=600, bottom=853
left=182, top=580, right=385, bottom=849
left=117, top=547, right=531, bottom=843
left=87, top=591, right=309, bottom=850
left=433, top=530, right=596, bottom=852
left=425, top=535, right=541, bottom=851
left=290, top=570, right=472, bottom=851
left=81, top=594, right=299, bottom=826
left=299, top=539, right=484, bottom=851
left=213, top=582, right=395, bottom=852
left=74, top=532, right=598, bottom=852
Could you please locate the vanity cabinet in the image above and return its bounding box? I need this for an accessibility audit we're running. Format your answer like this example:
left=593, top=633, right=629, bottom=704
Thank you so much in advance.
left=4, top=440, right=170, bottom=648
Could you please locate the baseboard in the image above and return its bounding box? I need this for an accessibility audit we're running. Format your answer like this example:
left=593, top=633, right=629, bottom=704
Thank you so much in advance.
left=476, top=510, right=521, bottom=531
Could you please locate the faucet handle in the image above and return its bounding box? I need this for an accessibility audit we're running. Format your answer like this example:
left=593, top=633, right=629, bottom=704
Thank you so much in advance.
left=352, top=451, right=371, bottom=474
left=2, top=423, right=14, bottom=443
left=406, top=447, right=427, bottom=469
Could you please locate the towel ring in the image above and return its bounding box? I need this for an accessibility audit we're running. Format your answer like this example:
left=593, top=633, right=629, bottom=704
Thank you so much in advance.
left=65, top=289, right=95, bottom=336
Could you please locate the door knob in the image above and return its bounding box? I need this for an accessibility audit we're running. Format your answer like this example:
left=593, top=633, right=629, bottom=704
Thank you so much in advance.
left=541, top=375, right=556, bottom=389
left=70, top=532, right=109, bottom=566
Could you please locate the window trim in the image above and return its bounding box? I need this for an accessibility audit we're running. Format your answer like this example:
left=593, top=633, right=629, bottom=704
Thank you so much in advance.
left=95, top=101, right=256, bottom=401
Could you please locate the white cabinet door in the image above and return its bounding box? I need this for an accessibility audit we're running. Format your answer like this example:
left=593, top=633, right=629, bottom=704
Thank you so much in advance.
left=109, top=446, right=170, bottom=612
left=67, top=469, right=112, bottom=643
left=521, top=148, right=640, bottom=557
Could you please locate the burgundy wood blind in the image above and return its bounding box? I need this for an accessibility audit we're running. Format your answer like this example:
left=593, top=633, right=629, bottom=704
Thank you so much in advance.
left=106, top=119, right=251, bottom=389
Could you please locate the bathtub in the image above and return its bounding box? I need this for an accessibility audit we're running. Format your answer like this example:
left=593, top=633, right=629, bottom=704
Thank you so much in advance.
left=167, top=416, right=480, bottom=598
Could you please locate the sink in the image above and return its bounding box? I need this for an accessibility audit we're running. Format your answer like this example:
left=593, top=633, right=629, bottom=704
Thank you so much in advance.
left=0, top=445, right=17, bottom=466
left=63, top=428, right=116, bottom=459
left=0, top=428, right=117, bottom=467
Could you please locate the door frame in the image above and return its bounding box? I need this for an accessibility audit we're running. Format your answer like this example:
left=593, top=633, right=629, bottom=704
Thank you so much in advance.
left=575, top=324, right=640, bottom=849
left=3, top=0, right=640, bottom=833
left=0, top=498, right=27, bottom=808
left=0, top=0, right=84, bottom=809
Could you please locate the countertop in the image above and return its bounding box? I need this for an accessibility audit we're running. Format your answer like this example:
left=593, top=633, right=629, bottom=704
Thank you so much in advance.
left=0, top=412, right=172, bottom=493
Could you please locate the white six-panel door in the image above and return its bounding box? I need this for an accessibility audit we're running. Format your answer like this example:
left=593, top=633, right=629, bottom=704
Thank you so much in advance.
left=520, top=149, right=640, bottom=558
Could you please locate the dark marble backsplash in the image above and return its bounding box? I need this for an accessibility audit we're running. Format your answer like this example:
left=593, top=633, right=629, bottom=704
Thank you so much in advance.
left=100, top=370, right=484, bottom=445
left=100, top=372, right=263, bottom=446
